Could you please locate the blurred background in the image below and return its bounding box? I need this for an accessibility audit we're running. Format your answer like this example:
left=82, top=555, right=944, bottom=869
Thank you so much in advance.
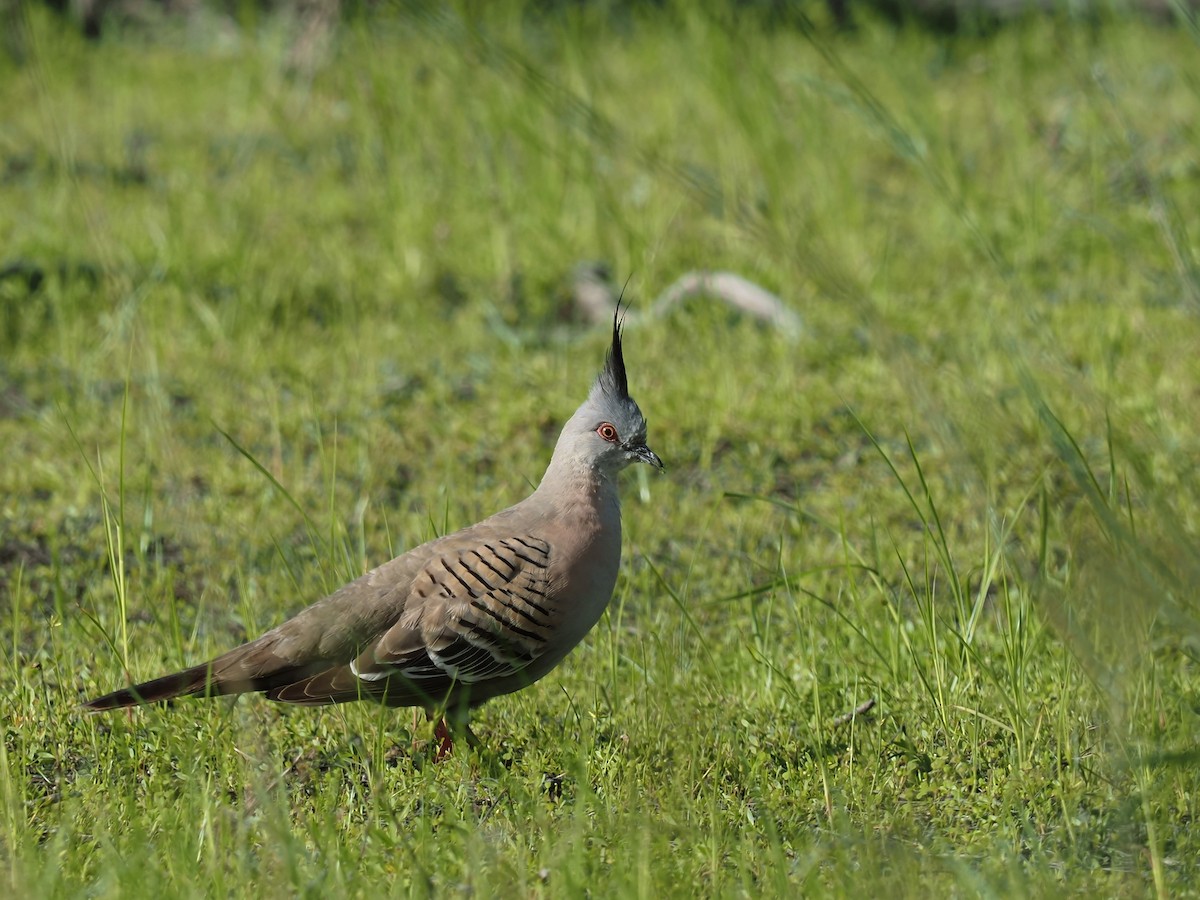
left=2, top=1, right=1199, bottom=896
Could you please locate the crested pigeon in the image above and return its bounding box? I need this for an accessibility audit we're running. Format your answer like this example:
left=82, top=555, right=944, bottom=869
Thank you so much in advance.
left=83, top=308, right=662, bottom=755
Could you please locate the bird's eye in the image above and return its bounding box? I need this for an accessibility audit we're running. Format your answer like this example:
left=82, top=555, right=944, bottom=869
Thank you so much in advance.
left=596, top=423, right=619, bottom=443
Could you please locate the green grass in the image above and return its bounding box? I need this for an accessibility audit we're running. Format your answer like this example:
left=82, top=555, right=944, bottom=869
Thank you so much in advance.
left=2, top=2, right=1199, bottom=896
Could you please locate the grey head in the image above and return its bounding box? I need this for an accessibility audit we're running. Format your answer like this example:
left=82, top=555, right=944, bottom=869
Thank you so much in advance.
left=551, top=305, right=663, bottom=479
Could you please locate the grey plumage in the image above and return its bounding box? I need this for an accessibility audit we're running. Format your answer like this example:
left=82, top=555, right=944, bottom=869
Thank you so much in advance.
left=83, top=307, right=662, bottom=742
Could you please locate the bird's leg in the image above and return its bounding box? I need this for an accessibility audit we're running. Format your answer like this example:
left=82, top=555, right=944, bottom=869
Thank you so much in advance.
left=426, top=702, right=480, bottom=762
left=413, top=710, right=454, bottom=761
left=432, top=717, right=455, bottom=762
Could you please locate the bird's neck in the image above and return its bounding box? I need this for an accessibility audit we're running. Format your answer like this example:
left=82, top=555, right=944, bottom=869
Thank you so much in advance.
left=536, top=454, right=621, bottom=518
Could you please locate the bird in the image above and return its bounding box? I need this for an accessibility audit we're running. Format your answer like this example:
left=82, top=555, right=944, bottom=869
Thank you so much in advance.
left=83, top=306, right=663, bottom=758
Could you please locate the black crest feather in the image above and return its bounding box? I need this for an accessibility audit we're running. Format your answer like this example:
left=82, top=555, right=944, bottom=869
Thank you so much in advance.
left=597, top=298, right=630, bottom=400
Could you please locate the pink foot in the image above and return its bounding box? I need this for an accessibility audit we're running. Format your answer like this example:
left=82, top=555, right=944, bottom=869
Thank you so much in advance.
left=433, top=718, right=454, bottom=762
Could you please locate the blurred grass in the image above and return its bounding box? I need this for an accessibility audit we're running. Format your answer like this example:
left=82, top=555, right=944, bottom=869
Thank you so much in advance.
left=1, top=1, right=1199, bottom=896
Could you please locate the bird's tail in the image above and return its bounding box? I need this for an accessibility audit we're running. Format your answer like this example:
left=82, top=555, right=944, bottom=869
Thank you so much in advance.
left=82, top=662, right=229, bottom=710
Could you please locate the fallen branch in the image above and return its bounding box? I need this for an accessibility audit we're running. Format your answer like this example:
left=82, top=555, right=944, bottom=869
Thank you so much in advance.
left=831, top=697, right=876, bottom=728
left=569, top=262, right=803, bottom=338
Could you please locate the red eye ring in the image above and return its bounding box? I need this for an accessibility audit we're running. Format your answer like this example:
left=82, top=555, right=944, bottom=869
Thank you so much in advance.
left=597, top=422, right=619, bottom=443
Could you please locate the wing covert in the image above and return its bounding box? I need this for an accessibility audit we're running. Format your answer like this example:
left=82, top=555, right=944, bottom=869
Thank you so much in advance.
left=353, top=535, right=555, bottom=687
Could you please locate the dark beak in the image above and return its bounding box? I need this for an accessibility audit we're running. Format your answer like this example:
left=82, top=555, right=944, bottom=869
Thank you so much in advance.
left=628, top=442, right=664, bottom=470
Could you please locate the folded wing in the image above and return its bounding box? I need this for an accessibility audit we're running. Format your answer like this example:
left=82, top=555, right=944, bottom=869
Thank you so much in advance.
left=268, top=535, right=556, bottom=707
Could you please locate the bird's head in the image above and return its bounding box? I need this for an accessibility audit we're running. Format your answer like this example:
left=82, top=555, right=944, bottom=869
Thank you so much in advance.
left=556, top=304, right=663, bottom=479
